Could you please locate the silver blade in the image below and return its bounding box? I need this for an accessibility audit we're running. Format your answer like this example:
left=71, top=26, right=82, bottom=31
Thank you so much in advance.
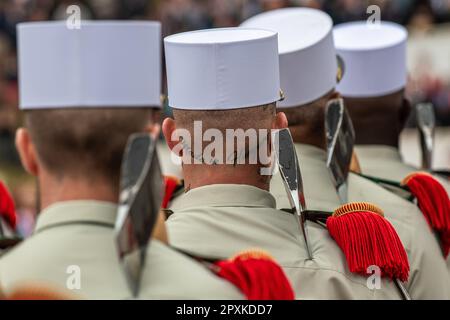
left=395, top=279, right=412, bottom=300
left=325, top=98, right=355, bottom=204
left=416, top=103, right=435, bottom=170
left=276, top=128, right=312, bottom=259
left=115, top=133, right=163, bottom=297
left=337, top=183, right=348, bottom=204
left=0, top=217, right=22, bottom=250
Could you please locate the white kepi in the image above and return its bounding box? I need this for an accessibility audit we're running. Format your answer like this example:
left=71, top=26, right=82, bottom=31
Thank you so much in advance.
left=333, top=21, right=408, bottom=98
left=164, top=27, right=282, bottom=110
left=18, top=21, right=162, bottom=109
left=241, top=8, right=338, bottom=108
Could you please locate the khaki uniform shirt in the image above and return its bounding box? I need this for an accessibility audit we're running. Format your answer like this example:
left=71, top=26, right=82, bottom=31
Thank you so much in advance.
left=167, top=185, right=405, bottom=300
left=0, top=201, right=243, bottom=300
left=356, top=145, right=450, bottom=276
left=271, top=144, right=450, bottom=299
left=355, top=145, right=450, bottom=195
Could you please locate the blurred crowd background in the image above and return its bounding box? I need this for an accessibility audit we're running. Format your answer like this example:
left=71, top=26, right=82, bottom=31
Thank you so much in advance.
left=1, top=0, right=450, bottom=236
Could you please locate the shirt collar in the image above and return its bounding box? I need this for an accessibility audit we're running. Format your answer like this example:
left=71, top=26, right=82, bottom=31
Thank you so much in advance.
left=356, top=145, right=403, bottom=163
left=293, top=143, right=342, bottom=211
left=295, top=143, right=327, bottom=163
left=34, top=200, right=118, bottom=234
left=171, top=184, right=276, bottom=211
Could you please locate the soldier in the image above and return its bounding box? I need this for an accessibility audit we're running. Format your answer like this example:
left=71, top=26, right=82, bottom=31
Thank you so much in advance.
left=333, top=22, right=450, bottom=274
left=163, top=26, right=413, bottom=299
left=0, top=21, right=246, bottom=300
left=241, top=8, right=450, bottom=298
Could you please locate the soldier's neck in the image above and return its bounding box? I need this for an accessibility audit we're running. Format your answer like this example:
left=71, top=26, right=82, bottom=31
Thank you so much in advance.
left=351, top=113, right=401, bottom=148
left=289, top=123, right=399, bottom=150
left=182, top=164, right=271, bottom=192
left=38, top=173, right=119, bottom=211
left=353, top=123, right=400, bottom=148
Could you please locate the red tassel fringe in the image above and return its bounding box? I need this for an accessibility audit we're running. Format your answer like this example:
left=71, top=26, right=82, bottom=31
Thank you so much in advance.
left=162, top=176, right=180, bottom=209
left=403, top=172, right=450, bottom=258
left=215, top=250, right=295, bottom=300
left=327, top=207, right=409, bottom=282
left=6, top=286, right=73, bottom=300
left=0, top=181, right=16, bottom=229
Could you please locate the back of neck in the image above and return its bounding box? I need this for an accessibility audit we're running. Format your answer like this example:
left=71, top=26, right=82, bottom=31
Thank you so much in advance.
left=182, top=164, right=271, bottom=192
left=38, top=173, right=118, bottom=211
left=352, top=118, right=400, bottom=148
left=289, top=125, right=326, bottom=151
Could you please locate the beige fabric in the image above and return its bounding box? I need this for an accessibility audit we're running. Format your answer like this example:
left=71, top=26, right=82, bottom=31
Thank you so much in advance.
left=0, top=201, right=243, bottom=300
left=139, top=240, right=243, bottom=300
left=167, top=184, right=404, bottom=300
left=356, top=145, right=450, bottom=195
left=356, top=144, right=450, bottom=278
left=271, top=144, right=450, bottom=299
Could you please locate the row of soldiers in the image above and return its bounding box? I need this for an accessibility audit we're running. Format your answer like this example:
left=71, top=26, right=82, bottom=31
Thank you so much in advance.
left=0, top=7, right=449, bottom=300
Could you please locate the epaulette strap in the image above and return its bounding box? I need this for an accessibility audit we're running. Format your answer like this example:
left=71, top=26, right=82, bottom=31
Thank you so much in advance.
left=356, top=173, right=414, bottom=202
left=402, top=172, right=450, bottom=258
left=162, top=209, right=174, bottom=220
left=431, top=170, right=450, bottom=179
left=214, top=249, right=295, bottom=300
left=0, top=181, right=17, bottom=230
left=303, top=210, right=332, bottom=228
left=6, top=284, right=78, bottom=300
left=327, top=202, right=409, bottom=283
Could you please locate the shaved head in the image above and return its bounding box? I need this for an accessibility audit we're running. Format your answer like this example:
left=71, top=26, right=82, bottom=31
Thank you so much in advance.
left=279, top=89, right=339, bottom=149
left=173, top=103, right=276, bottom=132
left=344, top=90, right=405, bottom=118
left=25, top=108, right=156, bottom=185
left=344, top=89, right=410, bottom=147
left=163, top=103, right=288, bottom=191
left=172, top=103, right=277, bottom=165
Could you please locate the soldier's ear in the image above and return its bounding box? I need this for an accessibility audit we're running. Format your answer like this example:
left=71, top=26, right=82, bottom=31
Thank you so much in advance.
left=329, top=90, right=341, bottom=100
left=144, top=123, right=161, bottom=140
left=273, top=112, right=288, bottom=130
left=162, top=117, right=181, bottom=156
left=15, top=128, right=39, bottom=176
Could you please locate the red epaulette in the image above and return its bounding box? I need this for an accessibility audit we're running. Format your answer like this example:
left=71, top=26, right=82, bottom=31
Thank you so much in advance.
left=162, top=176, right=184, bottom=209
left=0, top=181, right=17, bottom=230
left=327, top=202, right=409, bottom=283
left=214, top=249, right=295, bottom=300
left=402, top=172, right=450, bottom=258
left=5, top=284, right=76, bottom=300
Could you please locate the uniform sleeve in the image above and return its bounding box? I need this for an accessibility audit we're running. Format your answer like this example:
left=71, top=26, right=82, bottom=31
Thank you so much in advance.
left=406, top=205, right=450, bottom=299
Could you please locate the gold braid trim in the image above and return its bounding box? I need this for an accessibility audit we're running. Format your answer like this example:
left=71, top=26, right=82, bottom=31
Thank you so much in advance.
left=333, top=202, right=384, bottom=218
left=230, top=249, right=274, bottom=262
left=401, top=171, right=433, bottom=186
left=163, top=175, right=182, bottom=185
